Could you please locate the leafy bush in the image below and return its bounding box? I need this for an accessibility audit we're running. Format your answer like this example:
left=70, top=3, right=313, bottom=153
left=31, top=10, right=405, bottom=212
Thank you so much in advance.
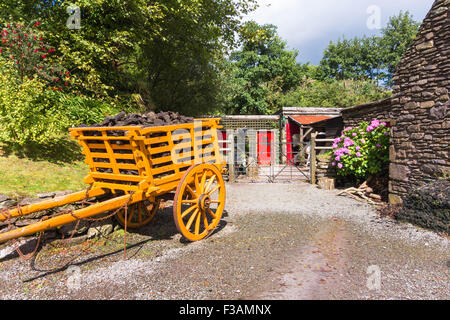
left=331, top=119, right=390, bottom=179
left=44, top=90, right=123, bottom=127
left=0, top=63, right=61, bottom=146
left=0, top=61, right=122, bottom=161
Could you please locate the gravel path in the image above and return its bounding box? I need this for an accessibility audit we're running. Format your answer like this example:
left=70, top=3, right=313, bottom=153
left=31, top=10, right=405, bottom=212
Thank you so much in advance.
left=0, top=182, right=448, bottom=300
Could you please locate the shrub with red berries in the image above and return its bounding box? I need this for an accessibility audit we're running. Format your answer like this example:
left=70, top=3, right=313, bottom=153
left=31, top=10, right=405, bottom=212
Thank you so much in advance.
left=0, top=22, right=70, bottom=89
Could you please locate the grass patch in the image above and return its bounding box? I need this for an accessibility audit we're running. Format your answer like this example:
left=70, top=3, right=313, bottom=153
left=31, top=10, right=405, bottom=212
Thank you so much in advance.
left=0, top=155, right=89, bottom=198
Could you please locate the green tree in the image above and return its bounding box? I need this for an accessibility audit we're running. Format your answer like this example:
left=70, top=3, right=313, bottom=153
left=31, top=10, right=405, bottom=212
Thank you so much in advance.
left=317, top=35, right=385, bottom=83
left=223, top=21, right=306, bottom=115
left=0, top=0, right=257, bottom=114
left=318, top=11, right=419, bottom=86
left=280, top=78, right=391, bottom=109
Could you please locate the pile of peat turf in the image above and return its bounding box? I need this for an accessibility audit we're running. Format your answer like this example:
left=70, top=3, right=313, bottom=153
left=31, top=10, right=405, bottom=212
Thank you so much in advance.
left=397, top=179, right=450, bottom=235
left=84, top=111, right=195, bottom=128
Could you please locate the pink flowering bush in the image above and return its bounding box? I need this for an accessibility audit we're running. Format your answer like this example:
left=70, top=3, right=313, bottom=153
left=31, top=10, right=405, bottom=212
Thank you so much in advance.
left=331, top=119, right=390, bottom=179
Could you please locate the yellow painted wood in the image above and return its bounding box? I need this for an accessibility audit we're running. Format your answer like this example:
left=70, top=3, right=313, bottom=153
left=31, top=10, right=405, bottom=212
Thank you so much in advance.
left=0, top=188, right=107, bottom=221
left=0, top=191, right=145, bottom=243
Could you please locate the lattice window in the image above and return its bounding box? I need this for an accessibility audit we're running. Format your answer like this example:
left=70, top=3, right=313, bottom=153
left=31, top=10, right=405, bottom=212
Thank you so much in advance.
left=220, top=118, right=279, bottom=130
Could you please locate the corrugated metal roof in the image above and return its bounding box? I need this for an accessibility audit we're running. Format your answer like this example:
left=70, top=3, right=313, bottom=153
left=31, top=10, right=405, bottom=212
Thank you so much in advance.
left=288, top=115, right=332, bottom=125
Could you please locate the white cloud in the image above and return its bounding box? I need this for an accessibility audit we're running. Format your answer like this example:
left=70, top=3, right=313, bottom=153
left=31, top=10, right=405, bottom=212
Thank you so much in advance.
left=245, top=0, right=435, bottom=64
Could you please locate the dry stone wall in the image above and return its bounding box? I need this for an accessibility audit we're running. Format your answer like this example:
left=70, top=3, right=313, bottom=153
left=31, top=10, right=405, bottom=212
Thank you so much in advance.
left=388, top=0, right=450, bottom=203
left=342, top=0, right=450, bottom=204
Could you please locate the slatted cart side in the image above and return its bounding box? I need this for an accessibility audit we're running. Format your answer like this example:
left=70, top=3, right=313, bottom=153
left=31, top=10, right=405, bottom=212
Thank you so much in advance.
left=138, top=119, right=225, bottom=194
left=69, top=126, right=153, bottom=193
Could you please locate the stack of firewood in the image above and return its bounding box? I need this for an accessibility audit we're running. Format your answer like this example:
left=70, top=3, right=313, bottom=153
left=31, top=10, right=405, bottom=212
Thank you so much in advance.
left=337, top=180, right=383, bottom=205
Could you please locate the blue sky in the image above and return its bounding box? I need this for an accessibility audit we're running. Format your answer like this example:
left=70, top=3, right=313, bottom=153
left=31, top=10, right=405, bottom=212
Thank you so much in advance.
left=245, top=0, right=435, bottom=65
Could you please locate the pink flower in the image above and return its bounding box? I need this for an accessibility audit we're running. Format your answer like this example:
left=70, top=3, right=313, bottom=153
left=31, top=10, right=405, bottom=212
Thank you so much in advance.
left=337, top=163, right=343, bottom=169
left=356, top=152, right=361, bottom=157
left=335, top=156, right=341, bottom=162
left=355, top=146, right=361, bottom=151
left=376, top=144, right=381, bottom=148
left=344, top=139, right=355, bottom=147
left=331, top=162, right=336, bottom=166
left=371, top=119, right=380, bottom=127
left=42, top=54, right=46, bottom=59
left=352, top=133, right=357, bottom=137
left=360, top=139, right=366, bottom=144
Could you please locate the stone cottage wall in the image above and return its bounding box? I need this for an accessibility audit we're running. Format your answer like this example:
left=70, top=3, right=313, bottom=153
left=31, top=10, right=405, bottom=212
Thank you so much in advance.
left=388, top=0, right=449, bottom=203
left=341, top=0, right=449, bottom=204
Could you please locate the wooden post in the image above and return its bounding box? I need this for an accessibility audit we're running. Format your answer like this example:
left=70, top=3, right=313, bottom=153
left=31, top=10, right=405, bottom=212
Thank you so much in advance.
left=310, top=132, right=317, bottom=185
left=299, top=126, right=304, bottom=146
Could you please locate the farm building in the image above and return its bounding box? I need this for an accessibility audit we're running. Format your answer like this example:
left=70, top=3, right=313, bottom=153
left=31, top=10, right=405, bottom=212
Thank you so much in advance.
left=218, top=108, right=342, bottom=169
left=341, top=0, right=449, bottom=204
left=280, top=107, right=342, bottom=164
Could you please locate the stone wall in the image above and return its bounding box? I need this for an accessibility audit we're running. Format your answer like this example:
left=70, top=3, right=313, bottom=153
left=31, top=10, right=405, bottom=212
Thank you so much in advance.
left=388, top=0, right=450, bottom=203
left=341, top=97, right=394, bottom=128
left=342, top=0, right=450, bottom=204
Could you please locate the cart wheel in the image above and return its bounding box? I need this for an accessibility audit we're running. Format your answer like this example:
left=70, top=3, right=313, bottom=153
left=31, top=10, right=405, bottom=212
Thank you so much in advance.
left=173, top=163, right=226, bottom=241
left=116, top=199, right=161, bottom=229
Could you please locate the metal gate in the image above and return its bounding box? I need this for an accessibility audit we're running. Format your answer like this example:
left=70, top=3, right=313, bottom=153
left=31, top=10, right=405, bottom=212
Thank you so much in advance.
left=218, top=129, right=310, bottom=183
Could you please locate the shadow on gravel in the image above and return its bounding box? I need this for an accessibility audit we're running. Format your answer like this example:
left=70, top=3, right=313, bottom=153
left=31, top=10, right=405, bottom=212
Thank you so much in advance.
left=131, top=207, right=229, bottom=244
left=10, top=208, right=230, bottom=283
left=23, top=239, right=152, bottom=283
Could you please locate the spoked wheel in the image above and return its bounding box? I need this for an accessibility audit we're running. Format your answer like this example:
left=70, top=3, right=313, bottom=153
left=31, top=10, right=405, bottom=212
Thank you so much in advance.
left=173, top=163, right=226, bottom=241
left=116, top=199, right=161, bottom=229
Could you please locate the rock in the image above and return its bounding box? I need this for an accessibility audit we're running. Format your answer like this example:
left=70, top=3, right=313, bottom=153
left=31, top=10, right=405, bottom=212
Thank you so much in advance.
left=14, top=218, right=40, bottom=227
left=429, top=103, right=448, bottom=120
left=420, top=101, right=435, bottom=109
left=54, top=190, right=74, bottom=198
left=19, top=197, right=42, bottom=206
left=58, top=219, right=90, bottom=237
left=0, top=199, right=16, bottom=210
left=36, top=192, right=56, bottom=199
left=390, top=163, right=410, bottom=182
left=416, top=40, right=434, bottom=50
left=0, top=195, right=9, bottom=203
left=87, top=218, right=115, bottom=239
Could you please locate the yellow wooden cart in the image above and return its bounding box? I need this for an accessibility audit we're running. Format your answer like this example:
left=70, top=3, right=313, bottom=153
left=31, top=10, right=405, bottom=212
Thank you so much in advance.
left=0, top=118, right=226, bottom=243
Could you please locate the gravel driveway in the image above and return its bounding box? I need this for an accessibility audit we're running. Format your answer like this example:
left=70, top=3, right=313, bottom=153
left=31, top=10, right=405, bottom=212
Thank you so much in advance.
left=0, top=182, right=448, bottom=300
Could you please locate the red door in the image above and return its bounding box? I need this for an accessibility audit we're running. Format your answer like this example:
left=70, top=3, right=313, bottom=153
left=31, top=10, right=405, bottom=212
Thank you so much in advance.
left=257, top=131, right=273, bottom=165
left=218, top=130, right=227, bottom=156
